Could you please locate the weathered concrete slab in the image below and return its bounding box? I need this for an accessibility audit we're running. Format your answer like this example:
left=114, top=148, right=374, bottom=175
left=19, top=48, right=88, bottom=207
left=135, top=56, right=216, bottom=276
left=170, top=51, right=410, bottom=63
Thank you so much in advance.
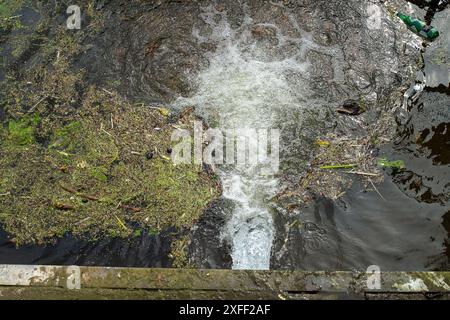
left=0, top=265, right=449, bottom=299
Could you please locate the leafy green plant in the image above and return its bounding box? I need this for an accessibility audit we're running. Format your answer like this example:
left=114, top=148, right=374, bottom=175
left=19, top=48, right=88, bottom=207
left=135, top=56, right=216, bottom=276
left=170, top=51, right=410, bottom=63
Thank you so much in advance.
left=377, top=158, right=405, bottom=169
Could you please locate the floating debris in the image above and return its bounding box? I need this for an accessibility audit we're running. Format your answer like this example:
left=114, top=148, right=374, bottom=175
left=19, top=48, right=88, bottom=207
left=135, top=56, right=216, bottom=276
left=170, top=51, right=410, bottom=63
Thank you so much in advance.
left=336, top=99, right=363, bottom=115
left=114, top=215, right=129, bottom=231
left=158, top=107, right=170, bottom=117
left=320, top=164, right=358, bottom=169
left=316, top=139, right=331, bottom=147
left=396, top=11, right=440, bottom=41
left=280, top=134, right=385, bottom=201
left=146, top=106, right=171, bottom=117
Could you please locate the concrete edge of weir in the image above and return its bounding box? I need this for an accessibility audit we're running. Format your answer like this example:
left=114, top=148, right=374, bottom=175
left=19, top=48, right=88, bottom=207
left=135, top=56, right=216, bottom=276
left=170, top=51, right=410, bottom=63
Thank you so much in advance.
left=0, top=264, right=449, bottom=299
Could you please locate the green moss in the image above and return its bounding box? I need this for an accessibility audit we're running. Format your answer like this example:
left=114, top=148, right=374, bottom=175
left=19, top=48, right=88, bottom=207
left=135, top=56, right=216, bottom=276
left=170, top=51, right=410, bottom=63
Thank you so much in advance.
left=133, top=228, right=142, bottom=238
left=8, top=120, right=34, bottom=145
left=0, top=0, right=25, bottom=31
left=0, top=0, right=23, bottom=16
left=89, top=167, right=108, bottom=182
left=7, top=113, right=39, bottom=146
left=49, top=121, right=82, bottom=152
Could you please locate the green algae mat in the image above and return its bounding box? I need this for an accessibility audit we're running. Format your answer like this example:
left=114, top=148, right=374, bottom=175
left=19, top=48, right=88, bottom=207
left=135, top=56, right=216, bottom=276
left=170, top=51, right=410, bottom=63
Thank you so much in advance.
left=0, top=1, right=220, bottom=267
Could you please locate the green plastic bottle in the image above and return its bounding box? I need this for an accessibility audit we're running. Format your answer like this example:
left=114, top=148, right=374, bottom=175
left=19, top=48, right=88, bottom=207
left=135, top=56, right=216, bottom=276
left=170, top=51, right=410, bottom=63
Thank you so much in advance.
left=396, top=12, right=440, bottom=41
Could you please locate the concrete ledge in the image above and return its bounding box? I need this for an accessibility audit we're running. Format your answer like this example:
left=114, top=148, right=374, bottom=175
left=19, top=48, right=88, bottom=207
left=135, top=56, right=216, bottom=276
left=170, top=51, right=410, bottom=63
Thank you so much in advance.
left=0, top=265, right=449, bottom=299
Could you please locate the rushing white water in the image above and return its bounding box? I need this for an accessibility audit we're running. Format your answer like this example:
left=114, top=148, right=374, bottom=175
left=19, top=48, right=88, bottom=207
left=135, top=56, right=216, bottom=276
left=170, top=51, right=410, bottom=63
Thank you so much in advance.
left=175, top=4, right=318, bottom=269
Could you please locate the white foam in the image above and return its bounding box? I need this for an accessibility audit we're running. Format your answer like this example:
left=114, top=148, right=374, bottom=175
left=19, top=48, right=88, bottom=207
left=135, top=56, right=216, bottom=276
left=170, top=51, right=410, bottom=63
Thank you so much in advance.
left=174, top=4, right=328, bottom=270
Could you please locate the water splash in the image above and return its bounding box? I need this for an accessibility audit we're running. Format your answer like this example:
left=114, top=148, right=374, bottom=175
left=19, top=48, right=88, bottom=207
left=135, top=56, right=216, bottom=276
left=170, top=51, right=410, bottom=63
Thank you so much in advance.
left=175, top=4, right=318, bottom=269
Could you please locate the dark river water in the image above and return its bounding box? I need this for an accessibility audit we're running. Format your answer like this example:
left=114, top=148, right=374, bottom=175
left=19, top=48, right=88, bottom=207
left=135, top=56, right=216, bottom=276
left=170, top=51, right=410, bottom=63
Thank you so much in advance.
left=272, top=5, right=449, bottom=271
left=0, top=1, right=449, bottom=271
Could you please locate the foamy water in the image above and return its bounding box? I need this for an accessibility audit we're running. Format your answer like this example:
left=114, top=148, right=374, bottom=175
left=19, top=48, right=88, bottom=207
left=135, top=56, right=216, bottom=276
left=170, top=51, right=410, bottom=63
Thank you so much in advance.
left=174, top=4, right=333, bottom=269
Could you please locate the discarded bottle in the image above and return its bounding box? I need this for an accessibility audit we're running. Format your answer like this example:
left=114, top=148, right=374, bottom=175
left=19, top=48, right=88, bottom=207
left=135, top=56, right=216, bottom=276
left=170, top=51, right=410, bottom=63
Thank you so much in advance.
left=396, top=12, right=440, bottom=41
